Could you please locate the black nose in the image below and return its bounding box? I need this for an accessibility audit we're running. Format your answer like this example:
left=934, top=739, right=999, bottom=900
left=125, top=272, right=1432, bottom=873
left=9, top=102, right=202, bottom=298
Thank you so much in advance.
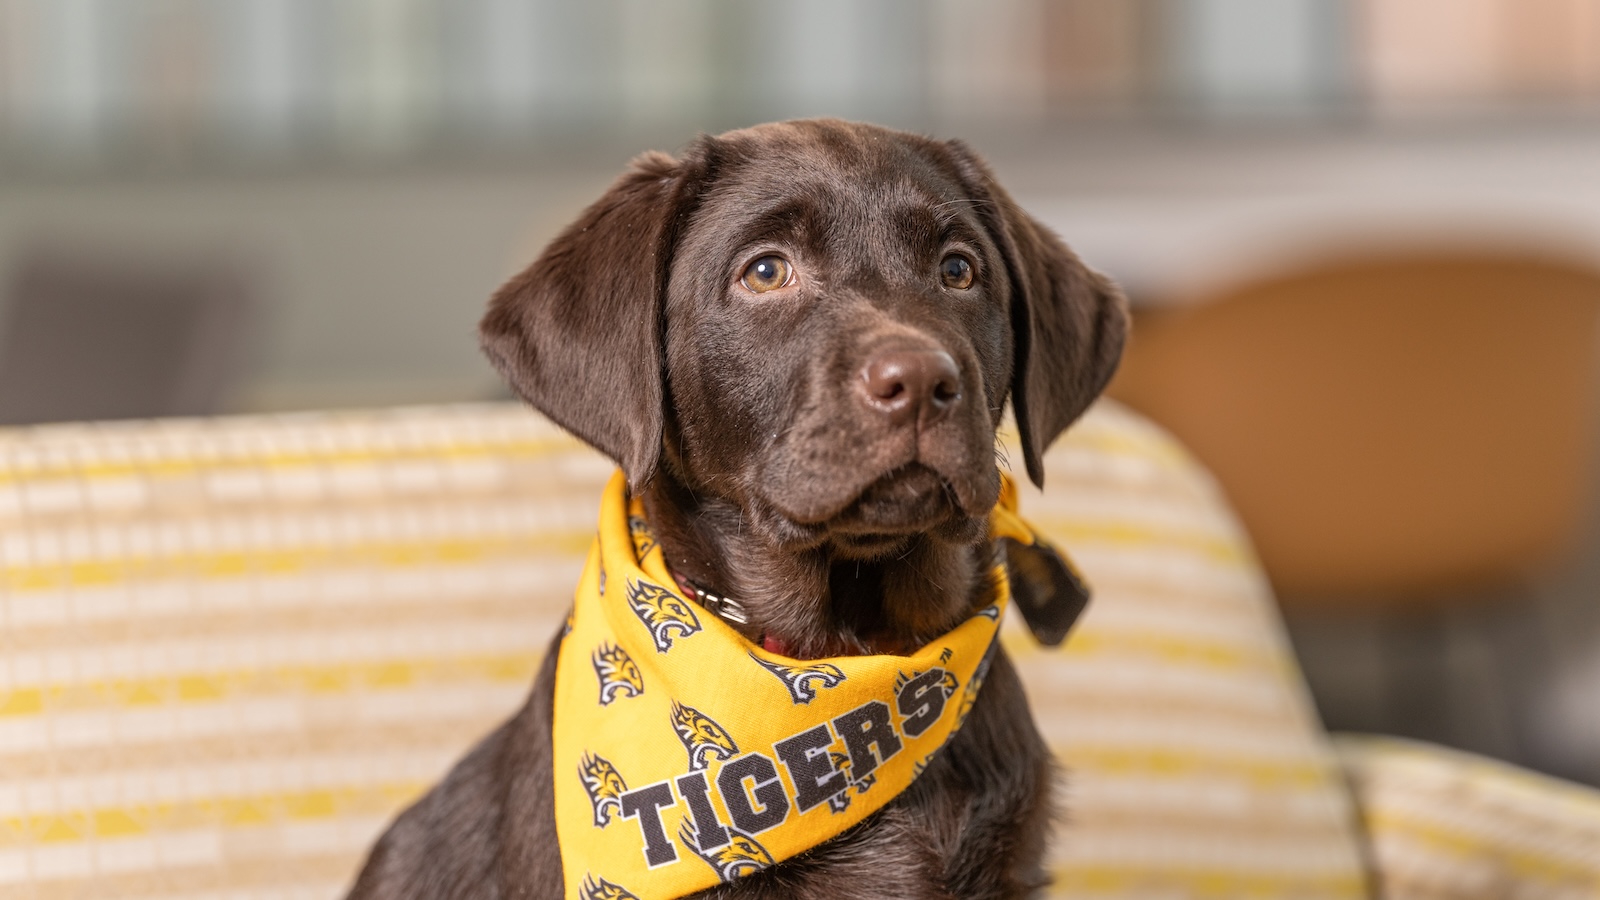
left=857, top=349, right=962, bottom=426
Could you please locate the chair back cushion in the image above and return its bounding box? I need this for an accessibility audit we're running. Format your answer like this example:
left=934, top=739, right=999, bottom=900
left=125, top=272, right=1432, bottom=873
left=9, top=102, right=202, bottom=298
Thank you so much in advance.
left=0, top=401, right=1368, bottom=897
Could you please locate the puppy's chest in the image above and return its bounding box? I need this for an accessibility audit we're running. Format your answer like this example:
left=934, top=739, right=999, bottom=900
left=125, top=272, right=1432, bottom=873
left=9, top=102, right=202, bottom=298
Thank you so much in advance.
left=685, top=766, right=974, bottom=900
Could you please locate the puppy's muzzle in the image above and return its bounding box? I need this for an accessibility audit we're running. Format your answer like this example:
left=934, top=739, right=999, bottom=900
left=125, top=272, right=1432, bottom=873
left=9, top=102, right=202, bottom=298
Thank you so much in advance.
left=856, top=348, right=962, bottom=429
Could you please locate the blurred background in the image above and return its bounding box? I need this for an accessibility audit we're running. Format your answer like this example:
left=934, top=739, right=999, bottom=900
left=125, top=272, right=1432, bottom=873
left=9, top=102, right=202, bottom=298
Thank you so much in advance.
left=2, top=0, right=1599, bottom=786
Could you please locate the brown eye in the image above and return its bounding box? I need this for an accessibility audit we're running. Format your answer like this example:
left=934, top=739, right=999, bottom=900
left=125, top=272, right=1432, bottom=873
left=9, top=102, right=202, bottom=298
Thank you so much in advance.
left=741, top=255, right=792, bottom=293
left=940, top=254, right=973, bottom=289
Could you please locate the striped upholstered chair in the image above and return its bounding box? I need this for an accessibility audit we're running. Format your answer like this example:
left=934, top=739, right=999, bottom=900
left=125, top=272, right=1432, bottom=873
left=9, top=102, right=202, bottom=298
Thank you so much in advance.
left=1, top=401, right=1596, bottom=899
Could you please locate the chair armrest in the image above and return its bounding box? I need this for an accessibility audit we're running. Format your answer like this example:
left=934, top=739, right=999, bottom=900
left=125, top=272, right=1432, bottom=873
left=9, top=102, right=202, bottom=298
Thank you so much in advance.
left=1333, top=734, right=1600, bottom=900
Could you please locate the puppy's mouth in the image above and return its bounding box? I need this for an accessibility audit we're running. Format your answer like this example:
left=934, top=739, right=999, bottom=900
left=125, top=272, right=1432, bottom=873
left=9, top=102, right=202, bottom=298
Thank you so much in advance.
left=827, top=464, right=955, bottom=543
left=752, top=462, right=995, bottom=563
left=754, top=447, right=1000, bottom=550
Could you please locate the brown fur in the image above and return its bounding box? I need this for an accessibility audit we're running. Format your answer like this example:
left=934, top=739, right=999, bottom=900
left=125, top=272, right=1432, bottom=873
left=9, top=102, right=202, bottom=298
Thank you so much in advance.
left=346, top=119, right=1126, bottom=900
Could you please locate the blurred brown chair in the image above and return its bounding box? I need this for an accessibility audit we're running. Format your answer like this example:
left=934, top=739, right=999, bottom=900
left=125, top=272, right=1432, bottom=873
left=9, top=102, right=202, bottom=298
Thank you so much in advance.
left=1111, top=251, right=1600, bottom=606
left=1107, top=249, right=1600, bottom=761
left=0, top=247, right=258, bottom=426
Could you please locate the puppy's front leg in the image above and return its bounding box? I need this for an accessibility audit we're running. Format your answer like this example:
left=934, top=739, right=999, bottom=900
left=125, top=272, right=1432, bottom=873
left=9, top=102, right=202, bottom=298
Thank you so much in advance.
left=935, top=652, right=1056, bottom=900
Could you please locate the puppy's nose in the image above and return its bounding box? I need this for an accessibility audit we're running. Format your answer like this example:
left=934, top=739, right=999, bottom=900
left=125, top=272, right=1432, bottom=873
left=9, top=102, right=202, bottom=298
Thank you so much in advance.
left=858, top=350, right=962, bottom=426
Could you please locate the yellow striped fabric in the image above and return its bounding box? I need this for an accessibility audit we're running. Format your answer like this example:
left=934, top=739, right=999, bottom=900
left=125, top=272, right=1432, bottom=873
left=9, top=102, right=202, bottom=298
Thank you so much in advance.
left=1007, top=404, right=1368, bottom=899
left=0, top=401, right=1370, bottom=898
left=1336, top=735, right=1600, bottom=900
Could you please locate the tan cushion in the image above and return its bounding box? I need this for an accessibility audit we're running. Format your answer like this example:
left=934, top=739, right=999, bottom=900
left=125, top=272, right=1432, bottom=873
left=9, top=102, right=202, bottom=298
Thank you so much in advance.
left=1336, top=735, right=1600, bottom=900
left=1010, top=403, right=1367, bottom=897
left=0, top=401, right=1367, bottom=898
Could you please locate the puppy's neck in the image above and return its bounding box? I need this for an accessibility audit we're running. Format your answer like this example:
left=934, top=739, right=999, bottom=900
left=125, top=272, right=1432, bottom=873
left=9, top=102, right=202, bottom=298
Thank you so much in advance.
left=640, top=471, right=992, bottom=660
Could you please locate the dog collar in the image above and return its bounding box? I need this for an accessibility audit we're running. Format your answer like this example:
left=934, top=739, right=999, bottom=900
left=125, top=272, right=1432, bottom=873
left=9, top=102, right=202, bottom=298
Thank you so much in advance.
left=551, top=470, right=1057, bottom=899
left=673, top=576, right=750, bottom=626
left=670, top=578, right=794, bottom=655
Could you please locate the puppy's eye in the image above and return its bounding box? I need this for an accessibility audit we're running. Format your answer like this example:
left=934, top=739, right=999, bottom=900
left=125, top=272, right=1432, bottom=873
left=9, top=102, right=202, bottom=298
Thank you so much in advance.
left=940, top=254, right=974, bottom=290
left=740, top=255, right=792, bottom=293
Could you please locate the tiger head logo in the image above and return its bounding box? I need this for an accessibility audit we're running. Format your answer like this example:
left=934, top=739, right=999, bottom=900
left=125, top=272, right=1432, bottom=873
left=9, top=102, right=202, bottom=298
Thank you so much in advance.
left=580, top=874, right=639, bottom=900
left=825, top=749, right=876, bottom=813
left=627, top=514, right=657, bottom=560
left=957, top=650, right=995, bottom=728
left=670, top=702, right=738, bottom=770
left=592, top=642, right=643, bottom=706
left=957, top=678, right=982, bottom=727
left=679, top=819, right=774, bottom=882
left=626, top=579, right=701, bottom=652
left=578, top=753, right=628, bottom=827
left=748, top=652, right=845, bottom=705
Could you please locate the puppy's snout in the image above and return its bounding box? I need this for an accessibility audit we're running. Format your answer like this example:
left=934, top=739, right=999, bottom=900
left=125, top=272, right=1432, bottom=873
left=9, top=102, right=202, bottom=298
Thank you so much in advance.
left=858, top=349, right=962, bottom=427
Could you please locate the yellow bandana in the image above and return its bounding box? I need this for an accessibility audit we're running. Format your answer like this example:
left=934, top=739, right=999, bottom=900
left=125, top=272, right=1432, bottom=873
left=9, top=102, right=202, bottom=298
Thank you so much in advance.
left=553, top=471, right=1055, bottom=900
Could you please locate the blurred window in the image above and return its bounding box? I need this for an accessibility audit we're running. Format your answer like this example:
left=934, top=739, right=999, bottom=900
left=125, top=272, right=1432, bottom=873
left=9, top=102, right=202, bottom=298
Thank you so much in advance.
left=2, top=0, right=1596, bottom=175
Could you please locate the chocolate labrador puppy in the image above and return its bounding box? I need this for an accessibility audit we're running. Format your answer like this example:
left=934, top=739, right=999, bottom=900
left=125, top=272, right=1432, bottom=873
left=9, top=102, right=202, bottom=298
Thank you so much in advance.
left=346, top=119, right=1125, bottom=899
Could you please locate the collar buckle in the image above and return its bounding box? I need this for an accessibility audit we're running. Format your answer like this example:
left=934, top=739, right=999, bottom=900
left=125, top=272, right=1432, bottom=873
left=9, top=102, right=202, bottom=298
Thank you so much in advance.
left=691, top=585, right=749, bottom=626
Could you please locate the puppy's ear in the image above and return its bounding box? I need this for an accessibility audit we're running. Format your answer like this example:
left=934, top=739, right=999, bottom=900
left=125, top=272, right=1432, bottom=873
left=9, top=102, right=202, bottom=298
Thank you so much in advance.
left=480, top=150, right=699, bottom=486
left=944, top=141, right=1129, bottom=488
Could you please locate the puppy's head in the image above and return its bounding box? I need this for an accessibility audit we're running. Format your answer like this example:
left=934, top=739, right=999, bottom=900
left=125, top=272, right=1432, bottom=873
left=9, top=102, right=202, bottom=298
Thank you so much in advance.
left=482, top=120, right=1125, bottom=558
